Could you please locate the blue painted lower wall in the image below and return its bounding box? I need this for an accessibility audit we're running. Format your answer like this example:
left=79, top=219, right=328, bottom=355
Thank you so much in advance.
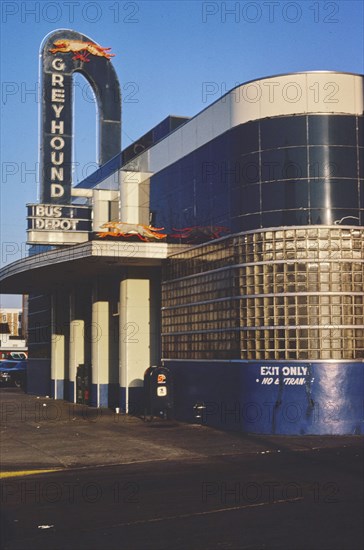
left=32, top=360, right=363, bottom=434
left=165, top=360, right=364, bottom=435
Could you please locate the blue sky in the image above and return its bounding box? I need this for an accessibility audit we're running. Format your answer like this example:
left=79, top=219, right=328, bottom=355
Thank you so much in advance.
left=1, top=0, right=363, bottom=306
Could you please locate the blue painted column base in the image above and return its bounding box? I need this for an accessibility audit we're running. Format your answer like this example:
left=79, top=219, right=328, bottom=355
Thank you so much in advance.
left=50, top=379, right=65, bottom=400
left=48, top=381, right=121, bottom=409
left=89, top=384, right=117, bottom=408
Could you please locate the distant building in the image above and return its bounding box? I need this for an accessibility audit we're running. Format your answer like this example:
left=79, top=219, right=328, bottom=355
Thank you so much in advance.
left=0, top=307, right=27, bottom=358
left=0, top=308, right=21, bottom=336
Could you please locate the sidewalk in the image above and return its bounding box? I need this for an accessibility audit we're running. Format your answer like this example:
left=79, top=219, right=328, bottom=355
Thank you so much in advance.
left=1, top=388, right=362, bottom=473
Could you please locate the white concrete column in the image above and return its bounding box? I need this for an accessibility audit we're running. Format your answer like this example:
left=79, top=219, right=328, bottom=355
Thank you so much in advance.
left=119, top=277, right=150, bottom=413
left=119, top=170, right=150, bottom=224
left=91, top=292, right=110, bottom=407
left=92, top=189, right=119, bottom=232
left=51, top=292, right=68, bottom=400
left=69, top=291, right=85, bottom=403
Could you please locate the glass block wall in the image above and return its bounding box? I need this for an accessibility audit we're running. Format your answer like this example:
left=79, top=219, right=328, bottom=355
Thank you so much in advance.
left=162, top=226, right=364, bottom=361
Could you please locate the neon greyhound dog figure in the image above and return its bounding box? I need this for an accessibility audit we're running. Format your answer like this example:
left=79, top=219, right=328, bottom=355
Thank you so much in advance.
left=49, top=39, right=115, bottom=63
left=97, top=222, right=167, bottom=242
left=170, top=226, right=228, bottom=242
left=97, top=223, right=228, bottom=242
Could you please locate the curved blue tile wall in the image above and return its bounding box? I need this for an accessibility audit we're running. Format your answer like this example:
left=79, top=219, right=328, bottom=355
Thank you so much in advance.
left=166, top=360, right=363, bottom=435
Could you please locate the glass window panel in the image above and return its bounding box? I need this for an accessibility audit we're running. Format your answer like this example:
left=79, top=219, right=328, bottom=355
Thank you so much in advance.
left=358, top=117, right=364, bottom=147
left=262, top=180, right=309, bottom=210
left=310, top=209, right=360, bottom=225
left=235, top=153, right=260, bottom=186
left=261, top=147, right=307, bottom=182
left=309, top=146, right=358, bottom=179
left=309, top=179, right=358, bottom=209
left=230, top=120, right=259, bottom=155
left=308, top=115, right=357, bottom=146
left=231, top=184, right=260, bottom=216
left=262, top=210, right=309, bottom=227
left=232, top=214, right=261, bottom=232
left=260, top=116, right=306, bottom=149
left=359, top=147, right=364, bottom=179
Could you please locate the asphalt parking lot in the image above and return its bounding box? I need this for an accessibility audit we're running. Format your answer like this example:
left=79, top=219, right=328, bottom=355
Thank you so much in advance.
left=1, top=388, right=363, bottom=550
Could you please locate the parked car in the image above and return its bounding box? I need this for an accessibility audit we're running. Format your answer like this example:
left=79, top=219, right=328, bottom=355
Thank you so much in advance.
left=9, top=352, right=27, bottom=360
left=0, top=352, right=27, bottom=360
left=0, top=360, right=27, bottom=388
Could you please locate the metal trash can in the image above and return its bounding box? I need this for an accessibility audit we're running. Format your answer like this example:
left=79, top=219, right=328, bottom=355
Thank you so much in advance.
left=144, top=365, right=174, bottom=420
left=76, top=364, right=91, bottom=405
left=193, top=402, right=206, bottom=423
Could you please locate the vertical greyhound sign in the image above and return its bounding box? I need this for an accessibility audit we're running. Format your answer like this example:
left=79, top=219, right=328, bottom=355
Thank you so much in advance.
left=40, top=29, right=121, bottom=204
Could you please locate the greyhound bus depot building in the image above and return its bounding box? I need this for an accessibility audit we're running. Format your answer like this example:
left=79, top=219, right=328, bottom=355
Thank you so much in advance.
left=0, top=34, right=363, bottom=435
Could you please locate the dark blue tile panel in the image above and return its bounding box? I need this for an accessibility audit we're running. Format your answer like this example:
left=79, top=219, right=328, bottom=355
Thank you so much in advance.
left=26, top=359, right=51, bottom=397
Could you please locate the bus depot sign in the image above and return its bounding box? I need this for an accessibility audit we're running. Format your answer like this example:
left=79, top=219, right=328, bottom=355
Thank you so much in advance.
left=27, top=204, right=92, bottom=245
left=28, top=29, right=121, bottom=245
